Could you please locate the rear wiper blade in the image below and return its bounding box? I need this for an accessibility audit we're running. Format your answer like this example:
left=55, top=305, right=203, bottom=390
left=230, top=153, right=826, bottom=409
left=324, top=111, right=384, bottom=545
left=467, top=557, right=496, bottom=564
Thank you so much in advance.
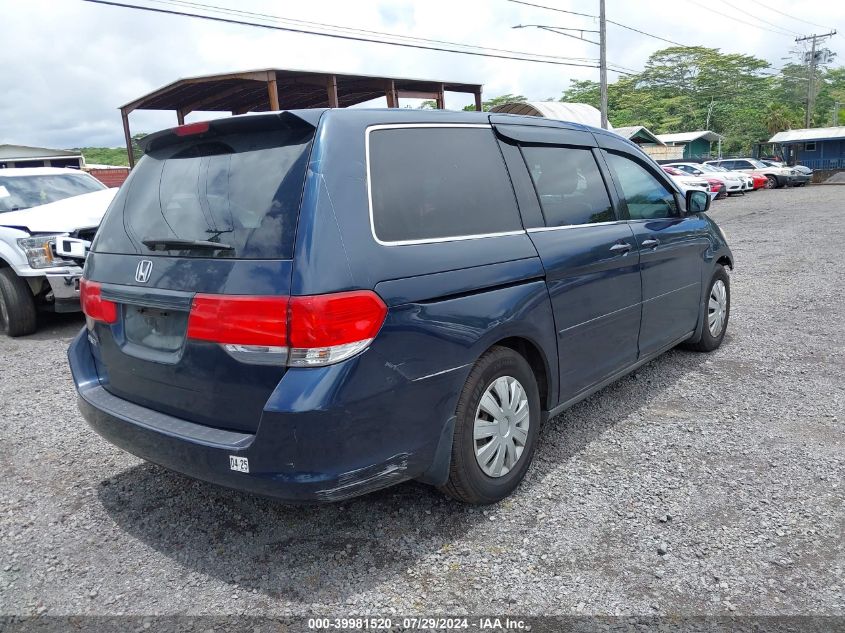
left=142, top=238, right=234, bottom=251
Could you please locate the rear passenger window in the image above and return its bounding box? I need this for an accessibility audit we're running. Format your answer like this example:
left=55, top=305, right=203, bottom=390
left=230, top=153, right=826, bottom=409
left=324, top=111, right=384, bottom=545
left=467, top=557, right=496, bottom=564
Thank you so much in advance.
left=368, top=127, right=522, bottom=243
left=521, top=146, right=614, bottom=226
left=604, top=151, right=679, bottom=220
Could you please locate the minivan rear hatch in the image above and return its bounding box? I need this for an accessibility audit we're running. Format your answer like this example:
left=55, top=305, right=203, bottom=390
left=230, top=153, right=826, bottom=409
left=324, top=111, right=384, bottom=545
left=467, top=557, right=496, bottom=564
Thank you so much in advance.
left=84, top=112, right=317, bottom=433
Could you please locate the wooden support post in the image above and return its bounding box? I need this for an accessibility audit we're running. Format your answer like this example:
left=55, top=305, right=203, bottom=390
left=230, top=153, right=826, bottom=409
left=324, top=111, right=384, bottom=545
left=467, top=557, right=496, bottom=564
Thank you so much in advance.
left=436, top=83, right=445, bottom=109
left=121, top=108, right=135, bottom=168
left=326, top=74, right=339, bottom=108
left=177, top=109, right=186, bottom=125
left=267, top=74, right=280, bottom=111
left=474, top=89, right=483, bottom=112
left=385, top=80, right=397, bottom=108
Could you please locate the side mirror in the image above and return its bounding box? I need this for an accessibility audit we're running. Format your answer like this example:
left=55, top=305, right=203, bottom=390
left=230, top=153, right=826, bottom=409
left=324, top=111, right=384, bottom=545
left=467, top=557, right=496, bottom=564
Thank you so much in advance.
left=686, top=189, right=710, bottom=214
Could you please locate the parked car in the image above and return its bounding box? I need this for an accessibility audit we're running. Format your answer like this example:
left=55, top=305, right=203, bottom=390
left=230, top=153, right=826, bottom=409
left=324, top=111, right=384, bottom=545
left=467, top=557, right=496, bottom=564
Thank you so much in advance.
left=704, top=178, right=728, bottom=199
left=761, top=159, right=814, bottom=179
left=706, top=164, right=754, bottom=192
left=745, top=172, right=769, bottom=190
left=660, top=166, right=717, bottom=200
left=0, top=168, right=117, bottom=336
left=68, top=109, right=733, bottom=504
left=667, top=162, right=745, bottom=194
left=706, top=158, right=802, bottom=188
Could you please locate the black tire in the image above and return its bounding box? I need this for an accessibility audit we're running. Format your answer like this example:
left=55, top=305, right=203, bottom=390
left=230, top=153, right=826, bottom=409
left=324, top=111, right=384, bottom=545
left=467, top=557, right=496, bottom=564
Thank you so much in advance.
left=684, top=266, right=730, bottom=353
left=0, top=268, right=38, bottom=337
left=765, top=175, right=777, bottom=189
left=440, top=346, right=541, bottom=505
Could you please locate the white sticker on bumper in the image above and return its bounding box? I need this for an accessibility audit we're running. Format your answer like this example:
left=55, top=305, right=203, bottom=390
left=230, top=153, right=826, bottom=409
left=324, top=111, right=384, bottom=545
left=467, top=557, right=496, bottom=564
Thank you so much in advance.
left=229, top=456, right=249, bottom=473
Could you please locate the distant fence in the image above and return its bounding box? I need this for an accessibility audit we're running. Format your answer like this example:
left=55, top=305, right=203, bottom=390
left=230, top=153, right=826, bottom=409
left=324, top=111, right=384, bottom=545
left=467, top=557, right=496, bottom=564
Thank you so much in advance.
left=799, top=158, right=845, bottom=170
left=87, top=167, right=130, bottom=188
left=641, top=145, right=684, bottom=161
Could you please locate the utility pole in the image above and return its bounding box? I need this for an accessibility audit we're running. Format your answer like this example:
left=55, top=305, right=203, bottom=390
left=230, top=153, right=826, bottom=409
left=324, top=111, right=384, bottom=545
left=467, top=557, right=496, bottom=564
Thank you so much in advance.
left=599, top=0, right=608, bottom=129
left=795, top=31, right=837, bottom=128
left=834, top=101, right=840, bottom=127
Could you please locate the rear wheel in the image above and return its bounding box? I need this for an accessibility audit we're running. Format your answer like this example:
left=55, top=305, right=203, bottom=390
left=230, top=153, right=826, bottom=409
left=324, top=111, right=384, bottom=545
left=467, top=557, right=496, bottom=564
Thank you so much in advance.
left=0, top=268, right=37, bottom=337
left=440, top=346, right=541, bottom=504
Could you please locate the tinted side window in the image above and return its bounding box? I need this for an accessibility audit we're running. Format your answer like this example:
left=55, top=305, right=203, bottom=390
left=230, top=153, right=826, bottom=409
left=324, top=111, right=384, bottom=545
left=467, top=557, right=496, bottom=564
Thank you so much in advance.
left=604, top=151, right=679, bottom=220
left=735, top=160, right=752, bottom=169
left=368, top=127, right=521, bottom=243
left=521, top=146, right=614, bottom=226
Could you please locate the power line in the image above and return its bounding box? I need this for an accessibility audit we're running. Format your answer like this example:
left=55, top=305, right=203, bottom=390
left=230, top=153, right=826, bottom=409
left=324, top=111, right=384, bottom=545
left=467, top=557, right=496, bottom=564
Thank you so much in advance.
left=711, top=0, right=800, bottom=35
left=507, top=0, right=597, bottom=20
left=683, top=0, right=798, bottom=36
left=80, top=0, right=609, bottom=70
left=145, top=0, right=596, bottom=64
left=159, top=0, right=634, bottom=73
left=507, top=0, right=689, bottom=47
left=606, top=19, right=688, bottom=48
left=744, top=0, right=831, bottom=30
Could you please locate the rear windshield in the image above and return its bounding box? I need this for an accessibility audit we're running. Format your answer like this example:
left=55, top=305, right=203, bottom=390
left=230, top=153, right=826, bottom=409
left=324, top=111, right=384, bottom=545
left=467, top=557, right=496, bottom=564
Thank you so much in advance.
left=0, top=173, right=105, bottom=212
left=93, top=128, right=313, bottom=259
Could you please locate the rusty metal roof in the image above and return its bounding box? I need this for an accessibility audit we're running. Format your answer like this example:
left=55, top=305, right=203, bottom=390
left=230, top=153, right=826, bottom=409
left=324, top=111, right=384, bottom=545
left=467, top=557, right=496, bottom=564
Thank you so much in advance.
left=121, top=68, right=482, bottom=113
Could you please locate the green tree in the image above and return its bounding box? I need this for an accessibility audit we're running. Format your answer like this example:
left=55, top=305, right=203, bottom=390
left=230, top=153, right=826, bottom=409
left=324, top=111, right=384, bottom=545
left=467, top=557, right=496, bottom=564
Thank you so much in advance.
left=461, top=93, right=528, bottom=112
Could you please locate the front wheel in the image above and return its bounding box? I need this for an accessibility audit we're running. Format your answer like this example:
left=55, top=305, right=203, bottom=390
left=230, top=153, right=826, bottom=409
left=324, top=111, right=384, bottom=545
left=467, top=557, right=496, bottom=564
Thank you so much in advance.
left=0, top=268, right=38, bottom=337
left=684, top=266, right=730, bottom=353
left=440, top=346, right=541, bottom=504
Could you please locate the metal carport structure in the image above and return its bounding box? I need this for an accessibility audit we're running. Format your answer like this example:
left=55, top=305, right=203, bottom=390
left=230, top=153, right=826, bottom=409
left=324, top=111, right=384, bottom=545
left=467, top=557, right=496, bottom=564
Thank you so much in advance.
left=120, top=68, right=484, bottom=166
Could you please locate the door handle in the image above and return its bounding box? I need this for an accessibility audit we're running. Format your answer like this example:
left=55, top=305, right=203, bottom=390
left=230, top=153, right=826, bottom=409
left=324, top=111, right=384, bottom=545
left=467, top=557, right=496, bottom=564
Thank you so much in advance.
left=641, top=238, right=660, bottom=249
left=609, top=242, right=632, bottom=254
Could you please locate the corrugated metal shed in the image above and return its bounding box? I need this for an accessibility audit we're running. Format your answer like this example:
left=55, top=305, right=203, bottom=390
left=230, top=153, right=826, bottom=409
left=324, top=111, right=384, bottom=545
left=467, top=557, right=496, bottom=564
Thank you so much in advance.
left=656, top=131, right=723, bottom=144
left=768, top=126, right=845, bottom=143
left=489, top=102, right=610, bottom=128
left=0, top=144, right=83, bottom=169
left=120, top=67, right=484, bottom=166
left=613, top=126, right=664, bottom=145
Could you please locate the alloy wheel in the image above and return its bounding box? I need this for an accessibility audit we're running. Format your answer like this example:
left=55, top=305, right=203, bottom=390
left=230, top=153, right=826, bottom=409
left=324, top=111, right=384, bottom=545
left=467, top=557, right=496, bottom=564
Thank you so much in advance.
left=473, top=376, right=530, bottom=478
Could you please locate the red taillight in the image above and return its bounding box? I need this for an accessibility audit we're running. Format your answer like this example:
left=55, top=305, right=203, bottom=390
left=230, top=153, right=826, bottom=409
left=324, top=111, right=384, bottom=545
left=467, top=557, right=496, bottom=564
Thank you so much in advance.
left=185, top=290, right=387, bottom=366
left=174, top=121, right=210, bottom=136
left=80, top=279, right=118, bottom=324
left=187, top=295, right=288, bottom=347
left=289, top=291, right=387, bottom=348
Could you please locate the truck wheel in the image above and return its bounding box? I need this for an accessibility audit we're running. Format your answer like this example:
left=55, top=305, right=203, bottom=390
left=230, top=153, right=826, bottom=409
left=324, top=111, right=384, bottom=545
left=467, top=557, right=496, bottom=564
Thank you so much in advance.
left=683, top=266, right=730, bottom=353
left=0, top=268, right=37, bottom=337
left=440, top=346, right=541, bottom=504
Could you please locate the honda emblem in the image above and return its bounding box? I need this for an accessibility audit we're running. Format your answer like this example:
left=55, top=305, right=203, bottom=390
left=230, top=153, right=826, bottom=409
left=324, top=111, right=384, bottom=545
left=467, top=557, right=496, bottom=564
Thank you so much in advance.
left=135, top=260, right=153, bottom=284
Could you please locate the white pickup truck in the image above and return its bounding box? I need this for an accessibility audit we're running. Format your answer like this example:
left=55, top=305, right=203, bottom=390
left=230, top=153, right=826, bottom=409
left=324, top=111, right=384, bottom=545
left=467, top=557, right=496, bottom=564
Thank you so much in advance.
left=0, top=168, right=118, bottom=336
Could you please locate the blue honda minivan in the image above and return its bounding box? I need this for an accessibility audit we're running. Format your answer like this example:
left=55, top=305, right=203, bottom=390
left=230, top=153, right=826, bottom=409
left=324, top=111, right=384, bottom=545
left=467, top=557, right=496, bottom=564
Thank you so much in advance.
left=68, top=108, right=732, bottom=504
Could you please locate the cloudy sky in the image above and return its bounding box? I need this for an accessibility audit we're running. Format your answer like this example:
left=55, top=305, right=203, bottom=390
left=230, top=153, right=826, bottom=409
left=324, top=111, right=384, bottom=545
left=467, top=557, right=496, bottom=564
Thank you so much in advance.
left=2, top=0, right=843, bottom=149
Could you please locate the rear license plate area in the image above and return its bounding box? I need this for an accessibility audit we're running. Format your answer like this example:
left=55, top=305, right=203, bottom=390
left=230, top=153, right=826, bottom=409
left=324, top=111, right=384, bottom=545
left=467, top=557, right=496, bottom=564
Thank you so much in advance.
left=124, top=305, right=189, bottom=352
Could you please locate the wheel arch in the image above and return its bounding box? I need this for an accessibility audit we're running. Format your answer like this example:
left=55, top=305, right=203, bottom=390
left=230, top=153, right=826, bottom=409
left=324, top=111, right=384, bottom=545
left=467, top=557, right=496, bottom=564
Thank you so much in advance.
left=489, top=335, right=553, bottom=411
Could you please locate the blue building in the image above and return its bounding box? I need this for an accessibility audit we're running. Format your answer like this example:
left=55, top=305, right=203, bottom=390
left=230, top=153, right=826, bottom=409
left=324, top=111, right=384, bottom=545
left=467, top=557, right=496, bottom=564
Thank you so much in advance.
left=769, top=127, right=845, bottom=170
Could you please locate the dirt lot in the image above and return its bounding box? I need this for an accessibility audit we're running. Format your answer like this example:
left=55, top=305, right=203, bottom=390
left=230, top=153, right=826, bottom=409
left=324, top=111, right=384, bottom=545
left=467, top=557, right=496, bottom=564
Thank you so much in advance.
left=0, top=185, right=843, bottom=618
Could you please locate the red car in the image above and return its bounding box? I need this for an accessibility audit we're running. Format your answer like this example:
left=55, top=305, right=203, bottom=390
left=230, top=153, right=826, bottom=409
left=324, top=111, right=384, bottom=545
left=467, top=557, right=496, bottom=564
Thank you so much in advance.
left=705, top=178, right=727, bottom=199
left=748, top=172, right=768, bottom=190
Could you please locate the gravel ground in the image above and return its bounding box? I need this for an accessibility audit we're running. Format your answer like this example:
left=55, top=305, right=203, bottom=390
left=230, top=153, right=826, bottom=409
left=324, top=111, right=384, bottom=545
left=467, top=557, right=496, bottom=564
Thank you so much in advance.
left=0, top=185, right=843, bottom=618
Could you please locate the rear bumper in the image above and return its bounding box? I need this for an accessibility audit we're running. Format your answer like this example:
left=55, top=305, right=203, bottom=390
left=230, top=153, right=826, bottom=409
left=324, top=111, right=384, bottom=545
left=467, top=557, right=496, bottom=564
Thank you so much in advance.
left=68, top=329, right=458, bottom=502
